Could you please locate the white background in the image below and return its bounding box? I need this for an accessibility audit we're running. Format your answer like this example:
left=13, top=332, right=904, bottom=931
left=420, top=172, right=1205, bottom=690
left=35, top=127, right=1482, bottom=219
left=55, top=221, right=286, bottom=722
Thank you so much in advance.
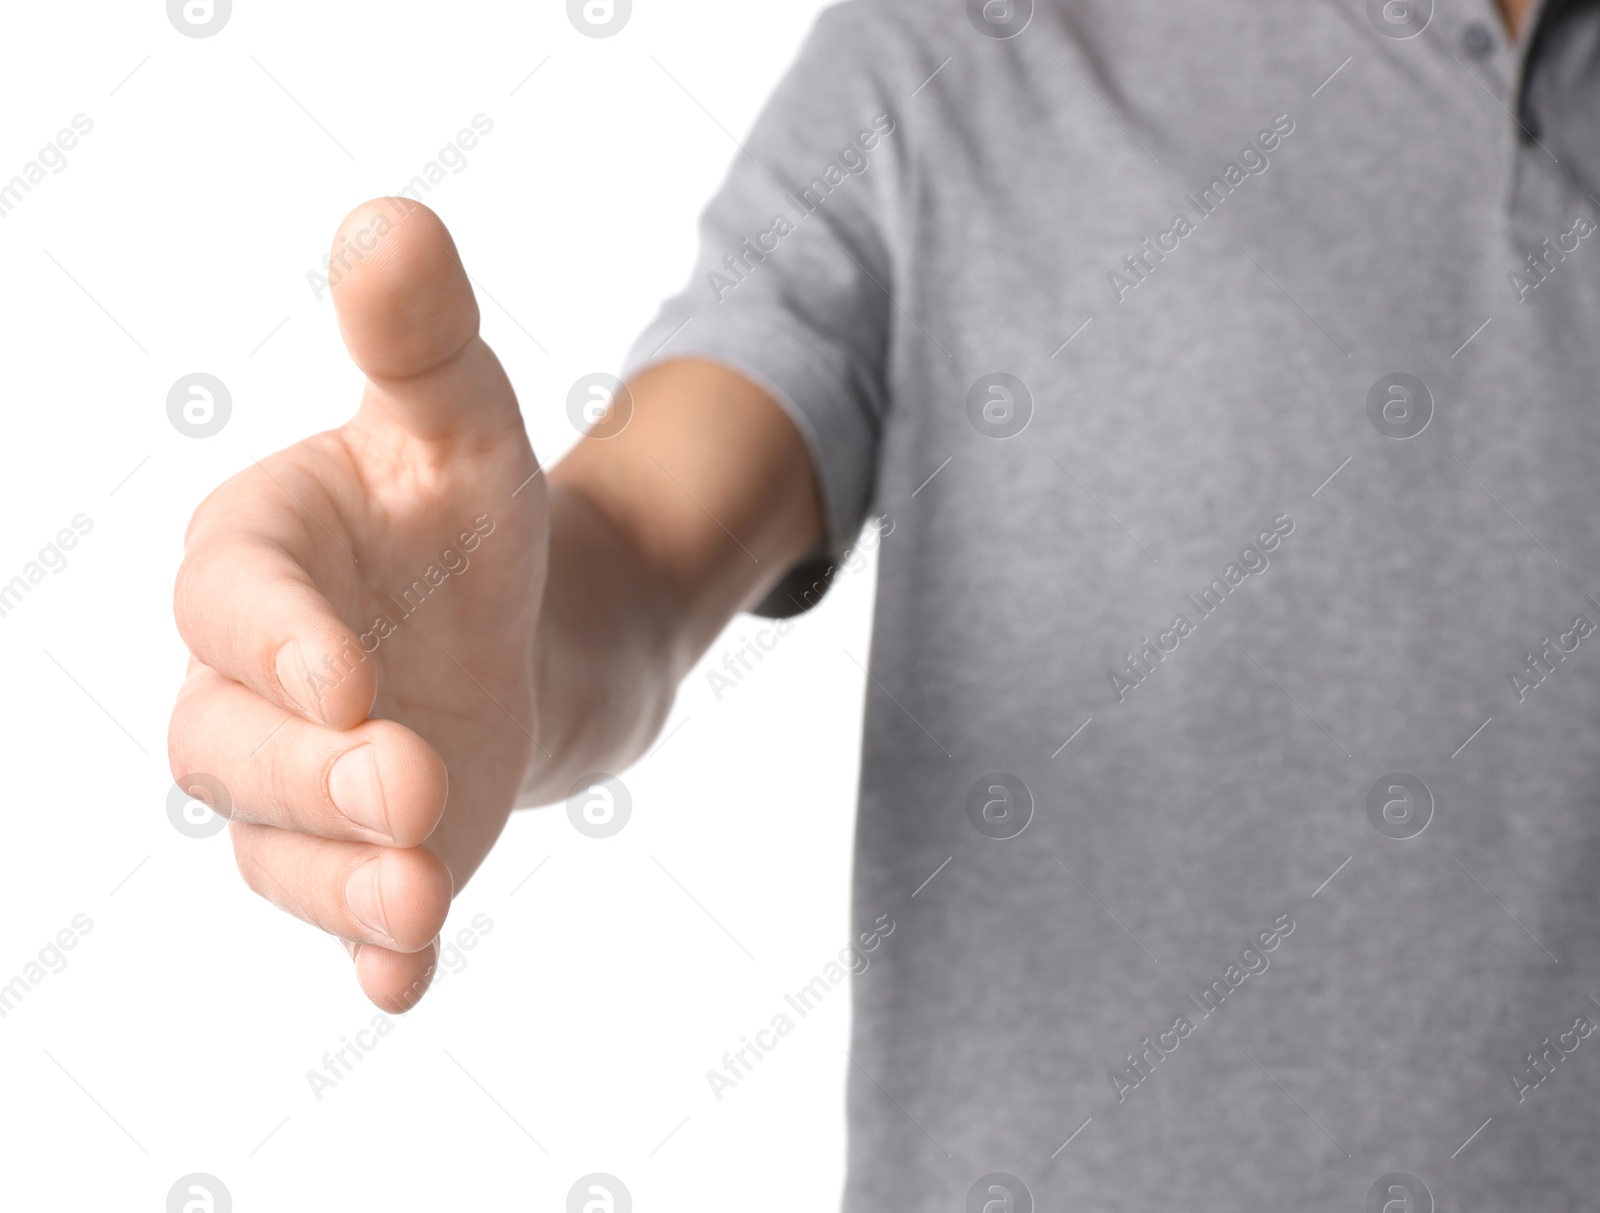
left=0, top=1, right=877, bottom=1208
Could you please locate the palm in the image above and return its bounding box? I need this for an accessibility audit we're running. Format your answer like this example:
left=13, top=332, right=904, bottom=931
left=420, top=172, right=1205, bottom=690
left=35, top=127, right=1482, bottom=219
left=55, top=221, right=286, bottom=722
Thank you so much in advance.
left=266, top=394, right=546, bottom=885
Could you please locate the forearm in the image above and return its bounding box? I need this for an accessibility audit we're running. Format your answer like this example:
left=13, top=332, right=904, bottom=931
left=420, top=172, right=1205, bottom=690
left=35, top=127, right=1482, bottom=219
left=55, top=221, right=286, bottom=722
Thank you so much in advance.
left=517, top=483, right=688, bottom=806
left=513, top=358, right=826, bottom=808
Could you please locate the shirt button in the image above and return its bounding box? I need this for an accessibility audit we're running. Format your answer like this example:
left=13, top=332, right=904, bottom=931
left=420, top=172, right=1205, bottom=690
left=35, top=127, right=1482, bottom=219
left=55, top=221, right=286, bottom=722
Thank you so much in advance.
left=1461, top=21, right=1494, bottom=56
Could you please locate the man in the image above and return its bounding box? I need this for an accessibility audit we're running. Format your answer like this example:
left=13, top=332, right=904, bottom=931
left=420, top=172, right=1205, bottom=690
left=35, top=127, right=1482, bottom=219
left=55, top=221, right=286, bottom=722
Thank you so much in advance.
left=170, top=0, right=1600, bottom=1206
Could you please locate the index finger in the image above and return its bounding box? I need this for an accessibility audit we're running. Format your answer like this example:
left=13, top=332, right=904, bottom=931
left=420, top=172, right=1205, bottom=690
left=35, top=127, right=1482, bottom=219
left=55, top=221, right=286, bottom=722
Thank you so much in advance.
left=175, top=513, right=375, bottom=729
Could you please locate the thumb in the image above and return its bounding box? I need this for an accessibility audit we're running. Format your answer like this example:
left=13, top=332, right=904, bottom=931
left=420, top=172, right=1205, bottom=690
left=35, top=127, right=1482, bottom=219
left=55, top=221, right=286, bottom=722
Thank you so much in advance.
left=329, top=197, right=520, bottom=441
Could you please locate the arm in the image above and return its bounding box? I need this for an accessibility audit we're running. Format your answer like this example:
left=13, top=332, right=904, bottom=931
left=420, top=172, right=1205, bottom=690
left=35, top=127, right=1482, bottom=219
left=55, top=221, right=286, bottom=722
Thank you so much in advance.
left=523, top=358, right=824, bottom=805
left=168, top=200, right=821, bottom=1011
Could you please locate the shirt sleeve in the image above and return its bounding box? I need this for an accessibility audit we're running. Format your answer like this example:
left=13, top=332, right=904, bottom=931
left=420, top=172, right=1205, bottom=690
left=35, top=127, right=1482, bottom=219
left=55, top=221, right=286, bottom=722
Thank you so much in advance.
left=619, top=0, right=898, bottom=616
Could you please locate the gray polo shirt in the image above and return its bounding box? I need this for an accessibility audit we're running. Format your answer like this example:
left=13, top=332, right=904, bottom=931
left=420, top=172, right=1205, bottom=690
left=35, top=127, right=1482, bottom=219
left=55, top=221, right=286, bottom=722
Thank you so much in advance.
left=623, top=0, right=1600, bottom=1208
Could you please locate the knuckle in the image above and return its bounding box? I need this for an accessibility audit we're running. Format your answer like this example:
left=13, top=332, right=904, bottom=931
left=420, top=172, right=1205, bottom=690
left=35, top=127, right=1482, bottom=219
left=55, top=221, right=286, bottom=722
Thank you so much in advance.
left=259, top=721, right=302, bottom=829
left=165, top=683, right=209, bottom=784
left=166, top=710, right=191, bottom=785
left=171, top=553, right=204, bottom=648
left=229, top=823, right=264, bottom=894
left=173, top=528, right=224, bottom=616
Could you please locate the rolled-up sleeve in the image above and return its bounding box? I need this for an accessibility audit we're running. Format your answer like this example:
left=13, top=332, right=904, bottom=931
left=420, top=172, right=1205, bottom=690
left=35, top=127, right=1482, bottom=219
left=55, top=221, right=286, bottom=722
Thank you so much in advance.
left=620, top=2, right=898, bottom=612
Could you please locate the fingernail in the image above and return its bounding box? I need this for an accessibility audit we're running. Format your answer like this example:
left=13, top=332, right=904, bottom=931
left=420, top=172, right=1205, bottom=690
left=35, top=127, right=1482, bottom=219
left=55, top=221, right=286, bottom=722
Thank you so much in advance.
left=274, top=640, right=316, bottom=720
left=345, top=859, right=390, bottom=940
left=329, top=745, right=389, bottom=837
